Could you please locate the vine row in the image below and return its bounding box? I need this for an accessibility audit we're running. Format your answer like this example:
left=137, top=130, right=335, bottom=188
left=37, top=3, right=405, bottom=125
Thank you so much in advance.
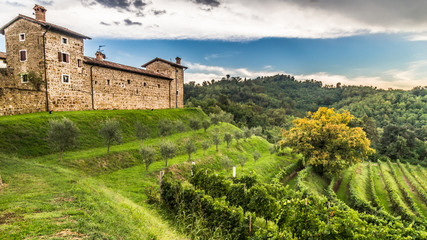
left=378, top=160, right=418, bottom=222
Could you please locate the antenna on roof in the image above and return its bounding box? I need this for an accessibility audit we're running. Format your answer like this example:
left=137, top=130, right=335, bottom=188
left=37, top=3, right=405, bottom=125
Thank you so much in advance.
left=97, top=45, right=106, bottom=52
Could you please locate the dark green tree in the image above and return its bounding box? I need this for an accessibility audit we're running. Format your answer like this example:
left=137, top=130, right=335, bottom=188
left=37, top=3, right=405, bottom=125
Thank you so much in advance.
left=184, top=139, right=197, bottom=161
left=48, top=117, right=80, bottom=161
left=202, top=119, right=211, bottom=132
left=224, top=133, right=232, bottom=148
left=160, top=141, right=177, bottom=167
left=135, top=121, right=150, bottom=145
left=253, top=150, right=261, bottom=163
left=140, top=146, right=156, bottom=171
left=99, top=118, right=122, bottom=154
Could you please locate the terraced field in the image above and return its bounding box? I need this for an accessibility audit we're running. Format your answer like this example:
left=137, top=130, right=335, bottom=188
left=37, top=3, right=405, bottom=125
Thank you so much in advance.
left=283, top=160, right=427, bottom=223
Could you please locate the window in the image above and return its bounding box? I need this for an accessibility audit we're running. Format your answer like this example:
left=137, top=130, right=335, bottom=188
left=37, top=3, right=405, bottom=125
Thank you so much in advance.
left=58, top=52, right=70, bottom=63
left=143, top=82, right=146, bottom=87
left=94, top=81, right=98, bottom=85
left=61, top=37, right=68, bottom=44
left=21, top=74, right=28, bottom=83
left=107, top=80, right=110, bottom=85
left=127, top=80, right=131, bottom=84
left=62, top=74, right=70, bottom=83
left=19, top=33, right=25, bottom=41
left=157, top=84, right=160, bottom=88
left=78, top=59, right=82, bottom=67
left=19, top=50, right=27, bottom=61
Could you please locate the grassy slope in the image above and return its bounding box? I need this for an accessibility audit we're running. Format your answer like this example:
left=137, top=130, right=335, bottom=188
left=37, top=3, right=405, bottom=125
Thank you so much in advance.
left=0, top=109, right=288, bottom=239
left=0, top=108, right=206, bottom=157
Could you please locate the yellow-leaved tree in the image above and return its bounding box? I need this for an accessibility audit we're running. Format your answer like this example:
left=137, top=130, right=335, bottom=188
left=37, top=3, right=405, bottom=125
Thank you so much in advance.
left=280, top=107, right=374, bottom=178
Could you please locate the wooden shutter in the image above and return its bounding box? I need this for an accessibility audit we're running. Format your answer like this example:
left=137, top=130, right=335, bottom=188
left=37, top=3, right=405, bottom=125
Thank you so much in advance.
left=65, top=54, right=70, bottom=63
left=20, top=50, right=26, bottom=61
left=58, top=52, right=62, bottom=62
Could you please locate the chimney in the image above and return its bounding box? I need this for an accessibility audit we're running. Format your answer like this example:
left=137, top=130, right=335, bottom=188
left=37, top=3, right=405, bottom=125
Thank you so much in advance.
left=175, top=57, right=181, bottom=65
left=95, top=51, right=105, bottom=61
left=33, top=5, right=47, bottom=22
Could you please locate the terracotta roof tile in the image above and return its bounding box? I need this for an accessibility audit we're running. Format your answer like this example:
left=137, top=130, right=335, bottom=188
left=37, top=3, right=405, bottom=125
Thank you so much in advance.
left=142, top=57, right=188, bottom=69
left=0, top=14, right=91, bottom=39
left=0, top=52, right=5, bottom=59
left=84, top=56, right=173, bottom=80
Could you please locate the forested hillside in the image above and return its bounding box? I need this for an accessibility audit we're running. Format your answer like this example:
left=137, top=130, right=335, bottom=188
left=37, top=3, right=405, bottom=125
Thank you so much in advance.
left=184, top=75, right=426, bottom=163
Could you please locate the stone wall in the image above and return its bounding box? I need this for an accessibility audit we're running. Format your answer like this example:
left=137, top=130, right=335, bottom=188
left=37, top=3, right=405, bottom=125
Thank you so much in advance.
left=90, top=65, right=172, bottom=110
left=3, top=19, right=45, bottom=89
left=144, top=61, right=184, bottom=108
left=43, top=30, right=92, bottom=112
left=0, top=68, right=46, bottom=116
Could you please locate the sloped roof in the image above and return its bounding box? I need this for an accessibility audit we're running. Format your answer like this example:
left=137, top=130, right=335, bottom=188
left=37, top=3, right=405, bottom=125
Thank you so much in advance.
left=0, top=52, right=5, bottom=59
left=84, top=56, right=173, bottom=80
left=142, top=57, right=188, bottom=69
left=0, top=14, right=91, bottom=39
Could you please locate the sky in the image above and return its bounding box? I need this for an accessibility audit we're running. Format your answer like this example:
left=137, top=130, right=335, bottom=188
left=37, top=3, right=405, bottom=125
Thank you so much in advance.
left=1, top=0, right=427, bottom=89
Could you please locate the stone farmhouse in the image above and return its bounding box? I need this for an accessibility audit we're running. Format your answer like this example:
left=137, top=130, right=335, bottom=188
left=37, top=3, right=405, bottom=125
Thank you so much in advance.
left=0, top=5, right=186, bottom=116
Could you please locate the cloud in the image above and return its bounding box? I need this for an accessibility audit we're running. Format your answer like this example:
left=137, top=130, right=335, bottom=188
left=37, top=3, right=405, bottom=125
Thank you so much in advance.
left=2, top=0, right=427, bottom=40
left=124, top=18, right=142, bottom=25
left=5, top=1, right=25, bottom=7
left=133, top=0, right=146, bottom=8
left=193, top=0, right=220, bottom=8
left=185, top=62, right=426, bottom=90
left=282, top=0, right=427, bottom=31
left=152, top=9, right=166, bottom=15
left=37, top=0, right=54, bottom=6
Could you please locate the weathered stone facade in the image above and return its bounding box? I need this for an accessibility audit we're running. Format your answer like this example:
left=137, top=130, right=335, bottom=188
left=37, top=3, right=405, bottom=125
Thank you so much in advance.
left=0, top=5, right=186, bottom=116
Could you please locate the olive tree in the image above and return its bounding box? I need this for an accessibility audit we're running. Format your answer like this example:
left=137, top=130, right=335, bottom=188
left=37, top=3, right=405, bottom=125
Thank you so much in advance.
left=224, top=133, right=232, bottom=148
left=140, top=146, right=156, bottom=171
left=189, top=119, right=201, bottom=133
left=212, top=132, right=221, bottom=151
left=243, top=127, right=252, bottom=140
left=234, top=130, right=243, bottom=144
left=158, top=119, right=173, bottom=141
left=253, top=150, right=261, bottom=163
left=238, top=155, right=248, bottom=170
left=175, top=120, right=186, bottom=137
left=202, top=140, right=211, bottom=156
left=221, top=156, right=233, bottom=177
left=99, top=118, right=122, bottom=154
left=135, top=121, right=150, bottom=145
left=160, top=141, right=177, bottom=167
left=202, top=119, right=211, bottom=132
left=48, top=117, right=80, bottom=161
left=185, top=139, right=197, bottom=161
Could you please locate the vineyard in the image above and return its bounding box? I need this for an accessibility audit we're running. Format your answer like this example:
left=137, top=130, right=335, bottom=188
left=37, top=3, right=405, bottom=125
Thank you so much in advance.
left=161, top=157, right=427, bottom=239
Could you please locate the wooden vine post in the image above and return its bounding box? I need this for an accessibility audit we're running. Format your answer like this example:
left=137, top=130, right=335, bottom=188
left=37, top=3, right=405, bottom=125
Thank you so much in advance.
left=249, top=215, right=252, bottom=236
left=159, top=171, right=164, bottom=200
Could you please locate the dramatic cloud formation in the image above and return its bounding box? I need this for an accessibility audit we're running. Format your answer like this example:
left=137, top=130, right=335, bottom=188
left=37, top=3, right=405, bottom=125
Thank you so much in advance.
left=2, top=0, right=427, bottom=40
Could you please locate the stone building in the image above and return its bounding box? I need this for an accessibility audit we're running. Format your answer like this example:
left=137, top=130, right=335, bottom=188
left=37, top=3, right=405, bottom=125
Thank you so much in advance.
left=0, top=5, right=186, bottom=116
